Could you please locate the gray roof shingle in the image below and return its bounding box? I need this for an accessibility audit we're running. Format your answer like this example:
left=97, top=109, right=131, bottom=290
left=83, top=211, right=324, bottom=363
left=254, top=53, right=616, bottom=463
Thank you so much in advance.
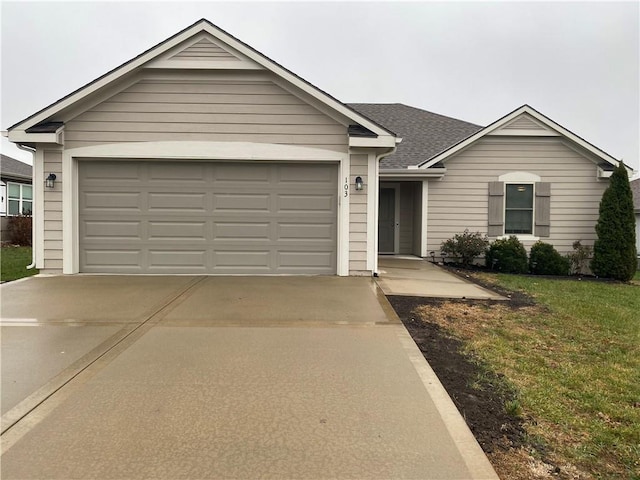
left=347, top=103, right=482, bottom=169
left=1, top=155, right=32, bottom=181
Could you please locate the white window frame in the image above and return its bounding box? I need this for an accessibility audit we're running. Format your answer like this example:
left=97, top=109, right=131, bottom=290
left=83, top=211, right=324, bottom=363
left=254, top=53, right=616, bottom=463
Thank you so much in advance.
left=6, top=182, right=33, bottom=216
left=498, top=172, right=540, bottom=240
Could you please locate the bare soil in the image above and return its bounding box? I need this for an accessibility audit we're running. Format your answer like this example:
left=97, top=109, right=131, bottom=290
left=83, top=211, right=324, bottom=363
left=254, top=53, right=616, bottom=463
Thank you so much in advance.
left=388, top=291, right=590, bottom=480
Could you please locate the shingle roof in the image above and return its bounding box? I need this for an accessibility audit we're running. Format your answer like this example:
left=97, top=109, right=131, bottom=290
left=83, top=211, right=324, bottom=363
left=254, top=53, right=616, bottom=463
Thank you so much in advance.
left=630, top=178, right=640, bottom=211
left=1, top=155, right=32, bottom=181
left=347, top=103, right=482, bottom=169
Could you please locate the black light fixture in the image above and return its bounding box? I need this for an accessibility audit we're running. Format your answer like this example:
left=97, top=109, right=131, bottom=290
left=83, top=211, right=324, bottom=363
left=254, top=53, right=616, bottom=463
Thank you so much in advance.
left=45, top=173, right=57, bottom=189
left=430, top=251, right=436, bottom=263
left=355, top=176, right=364, bottom=191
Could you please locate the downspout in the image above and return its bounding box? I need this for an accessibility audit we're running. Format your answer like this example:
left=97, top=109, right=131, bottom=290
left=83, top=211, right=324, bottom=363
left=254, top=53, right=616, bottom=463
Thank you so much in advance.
left=373, top=144, right=398, bottom=277
left=16, top=143, right=37, bottom=270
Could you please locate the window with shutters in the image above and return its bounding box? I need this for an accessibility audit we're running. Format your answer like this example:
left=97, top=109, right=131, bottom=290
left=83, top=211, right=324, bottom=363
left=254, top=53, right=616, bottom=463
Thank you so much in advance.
left=488, top=173, right=550, bottom=238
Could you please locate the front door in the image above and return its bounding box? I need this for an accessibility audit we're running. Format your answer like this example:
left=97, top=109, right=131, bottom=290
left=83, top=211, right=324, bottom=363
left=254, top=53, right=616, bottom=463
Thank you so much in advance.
left=379, top=187, right=396, bottom=253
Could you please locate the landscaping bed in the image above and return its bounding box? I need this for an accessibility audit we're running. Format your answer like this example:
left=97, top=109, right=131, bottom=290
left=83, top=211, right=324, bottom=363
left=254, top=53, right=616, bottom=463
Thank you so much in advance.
left=390, top=272, right=640, bottom=480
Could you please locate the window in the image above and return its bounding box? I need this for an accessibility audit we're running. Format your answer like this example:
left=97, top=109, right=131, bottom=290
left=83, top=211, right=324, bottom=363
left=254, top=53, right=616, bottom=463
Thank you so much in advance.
left=7, top=183, right=33, bottom=215
left=488, top=174, right=550, bottom=238
left=505, top=183, right=533, bottom=234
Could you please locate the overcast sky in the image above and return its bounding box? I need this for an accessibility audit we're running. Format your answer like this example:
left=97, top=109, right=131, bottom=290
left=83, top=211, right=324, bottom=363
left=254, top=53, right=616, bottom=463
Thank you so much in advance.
left=1, top=1, right=638, bottom=176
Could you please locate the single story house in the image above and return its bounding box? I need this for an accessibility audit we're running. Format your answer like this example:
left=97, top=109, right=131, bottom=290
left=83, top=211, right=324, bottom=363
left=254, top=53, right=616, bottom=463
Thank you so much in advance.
left=631, top=178, right=640, bottom=261
left=1, top=154, right=33, bottom=241
left=4, top=19, right=627, bottom=276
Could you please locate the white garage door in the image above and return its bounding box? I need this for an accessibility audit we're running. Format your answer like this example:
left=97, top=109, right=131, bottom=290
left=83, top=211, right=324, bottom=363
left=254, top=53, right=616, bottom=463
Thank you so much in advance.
left=79, top=161, right=338, bottom=274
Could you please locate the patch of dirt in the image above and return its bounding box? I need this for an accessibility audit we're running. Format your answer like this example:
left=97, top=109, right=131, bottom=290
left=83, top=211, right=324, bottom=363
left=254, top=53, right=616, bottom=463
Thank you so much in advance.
left=389, top=294, right=591, bottom=479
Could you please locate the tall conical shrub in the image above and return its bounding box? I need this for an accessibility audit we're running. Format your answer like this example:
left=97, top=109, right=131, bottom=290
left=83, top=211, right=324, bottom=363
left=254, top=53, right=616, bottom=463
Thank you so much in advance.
left=591, top=162, right=637, bottom=281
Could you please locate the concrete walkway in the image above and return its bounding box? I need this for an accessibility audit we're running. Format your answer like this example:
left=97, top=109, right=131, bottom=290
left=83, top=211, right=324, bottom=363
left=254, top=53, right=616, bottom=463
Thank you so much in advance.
left=377, top=256, right=507, bottom=300
left=1, top=275, right=498, bottom=479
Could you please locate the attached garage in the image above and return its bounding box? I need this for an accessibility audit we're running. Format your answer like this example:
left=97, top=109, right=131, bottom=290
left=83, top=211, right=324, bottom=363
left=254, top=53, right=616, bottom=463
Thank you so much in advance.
left=78, top=160, right=338, bottom=274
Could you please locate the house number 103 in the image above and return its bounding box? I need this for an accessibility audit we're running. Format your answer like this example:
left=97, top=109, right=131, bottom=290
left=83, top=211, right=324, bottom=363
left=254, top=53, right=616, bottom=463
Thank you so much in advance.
left=344, top=177, right=349, bottom=197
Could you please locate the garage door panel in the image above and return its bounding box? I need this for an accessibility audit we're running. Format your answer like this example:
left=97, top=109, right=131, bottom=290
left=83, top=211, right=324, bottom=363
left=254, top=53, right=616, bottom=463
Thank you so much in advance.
left=278, top=222, right=334, bottom=240
left=278, top=194, right=334, bottom=212
left=83, top=192, right=142, bottom=210
left=79, top=161, right=337, bottom=274
left=148, top=221, right=207, bottom=240
left=214, top=164, right=270, bottom=184
left=83, top=249, right=143, bottom=269
left=148, top=163, right=207, bottom=182
left=213, top=250, right=271, bottom=269
left=148, top=192, right=207, bottom=211
left=213, top=193, right=271, bottom=212
left=214, top=222, right=270, bottom=240
left=83, top=220, right=141, bottom=239
left=149, top=250, right=207, bottom=268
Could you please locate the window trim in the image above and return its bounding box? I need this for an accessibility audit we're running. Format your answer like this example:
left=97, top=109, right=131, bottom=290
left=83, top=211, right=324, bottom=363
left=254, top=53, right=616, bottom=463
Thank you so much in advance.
left=6, top=182, right=33, bottom=216
left=497, top=172, right=542, bottom=239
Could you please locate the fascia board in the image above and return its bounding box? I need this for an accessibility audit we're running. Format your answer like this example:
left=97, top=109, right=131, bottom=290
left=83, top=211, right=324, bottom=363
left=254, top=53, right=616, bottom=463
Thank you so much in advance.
left=7, top=130, right=61, bottom=144
left=200, top=24, right=396, bottom=138
left=9, top=26, right=204, bottom=132
left=349, top=136, right=397, bottom=148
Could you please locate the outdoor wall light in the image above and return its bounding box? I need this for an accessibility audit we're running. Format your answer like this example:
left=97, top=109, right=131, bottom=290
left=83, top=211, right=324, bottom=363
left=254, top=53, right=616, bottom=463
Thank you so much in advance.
left=355, top=176, right=364, bottom=191
left=45, top=173, right=57, bottom=189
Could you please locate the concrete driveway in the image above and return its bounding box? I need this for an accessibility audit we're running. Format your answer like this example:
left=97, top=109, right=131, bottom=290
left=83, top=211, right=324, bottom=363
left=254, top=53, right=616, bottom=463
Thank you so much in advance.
left=1, top=276, right=497, bottom=479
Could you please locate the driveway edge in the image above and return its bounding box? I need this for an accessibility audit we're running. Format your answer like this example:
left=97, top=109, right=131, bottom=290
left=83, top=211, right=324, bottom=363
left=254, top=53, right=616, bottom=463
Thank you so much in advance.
left=396, top=326, right=500, bottom=480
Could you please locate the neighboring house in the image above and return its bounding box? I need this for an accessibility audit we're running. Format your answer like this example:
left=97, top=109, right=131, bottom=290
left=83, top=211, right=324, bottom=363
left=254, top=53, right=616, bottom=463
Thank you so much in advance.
left=0, top=154, right=33, bottom=241
left=631, top=178, right=640, bottom=261
left=4, top=19, right=628, bottom=276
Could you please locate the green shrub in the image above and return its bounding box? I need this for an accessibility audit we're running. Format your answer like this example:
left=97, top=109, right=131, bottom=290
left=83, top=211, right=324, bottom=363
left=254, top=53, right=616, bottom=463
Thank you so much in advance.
left=529, top=241, right=570, bottom=275
left=591, top=163, right=637, bottom=281
left=6, top=214, right=32, bottom=246
left=566, top=240, right=592, bottom=275
left=485, top=236, right=528, bottom=274
left=440, top=229, right=489, bottom=267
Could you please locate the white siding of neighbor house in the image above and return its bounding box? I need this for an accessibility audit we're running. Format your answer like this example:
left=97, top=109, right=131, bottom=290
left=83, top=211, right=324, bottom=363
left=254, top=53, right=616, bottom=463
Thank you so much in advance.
left=42, top=149, right=64, bottom=272
left=65, top=75, right=348, bottom=152
left=349, top=153, right=369, bottom=274
left=427, top=137, right=608, bottom=256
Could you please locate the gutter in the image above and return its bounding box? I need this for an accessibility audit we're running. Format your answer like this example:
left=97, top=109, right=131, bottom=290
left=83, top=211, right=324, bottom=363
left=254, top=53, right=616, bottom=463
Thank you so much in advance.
left=15, top=144, right=37, bottom=270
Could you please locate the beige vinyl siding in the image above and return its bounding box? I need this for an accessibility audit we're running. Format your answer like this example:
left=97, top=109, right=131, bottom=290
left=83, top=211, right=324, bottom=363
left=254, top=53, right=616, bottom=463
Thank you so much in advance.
left=349, top=154, right=369, bottom=273
left=43, top=150, right=63, bottom=272
left=65, top=78, right=347, bottom=151
left=427, top=137, right=607, bottom=255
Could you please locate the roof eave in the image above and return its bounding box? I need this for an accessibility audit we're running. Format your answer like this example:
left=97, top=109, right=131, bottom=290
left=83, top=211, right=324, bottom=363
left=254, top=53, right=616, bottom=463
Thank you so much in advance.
left=8, top=19, right=397, bottom=141
left=417, top=105, right=623, bottom=171
left=380, top=167, right=446, bottom=179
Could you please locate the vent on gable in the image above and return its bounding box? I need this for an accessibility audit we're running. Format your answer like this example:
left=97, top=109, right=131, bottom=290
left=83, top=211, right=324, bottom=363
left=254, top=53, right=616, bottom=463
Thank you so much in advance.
left=169, top=38, right=240, bottom=61
left=503, top=114, right=546, bottom=131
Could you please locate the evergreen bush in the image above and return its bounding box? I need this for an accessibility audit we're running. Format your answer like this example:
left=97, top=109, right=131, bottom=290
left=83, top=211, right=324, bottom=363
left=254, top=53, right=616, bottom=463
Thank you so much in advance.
left=591, top=163, right=637, bottom=281
left=485, top=236, right=529, bottom=274
left=440, top=229, right=489, bottom=267
left=529, top=241, right=570, bottom=275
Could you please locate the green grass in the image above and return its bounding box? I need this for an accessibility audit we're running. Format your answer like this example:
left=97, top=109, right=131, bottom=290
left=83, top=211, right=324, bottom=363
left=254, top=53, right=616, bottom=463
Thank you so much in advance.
left=464, top=273, right=640, bottom=479
left=1, top=246, right=39, bottom=282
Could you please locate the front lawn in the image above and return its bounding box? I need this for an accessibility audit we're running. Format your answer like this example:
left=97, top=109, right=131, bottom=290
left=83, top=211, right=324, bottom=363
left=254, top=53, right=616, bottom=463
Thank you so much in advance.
left=405, top=273, right=640, bottom=479
left=1, top=246, right=39, bottom=282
